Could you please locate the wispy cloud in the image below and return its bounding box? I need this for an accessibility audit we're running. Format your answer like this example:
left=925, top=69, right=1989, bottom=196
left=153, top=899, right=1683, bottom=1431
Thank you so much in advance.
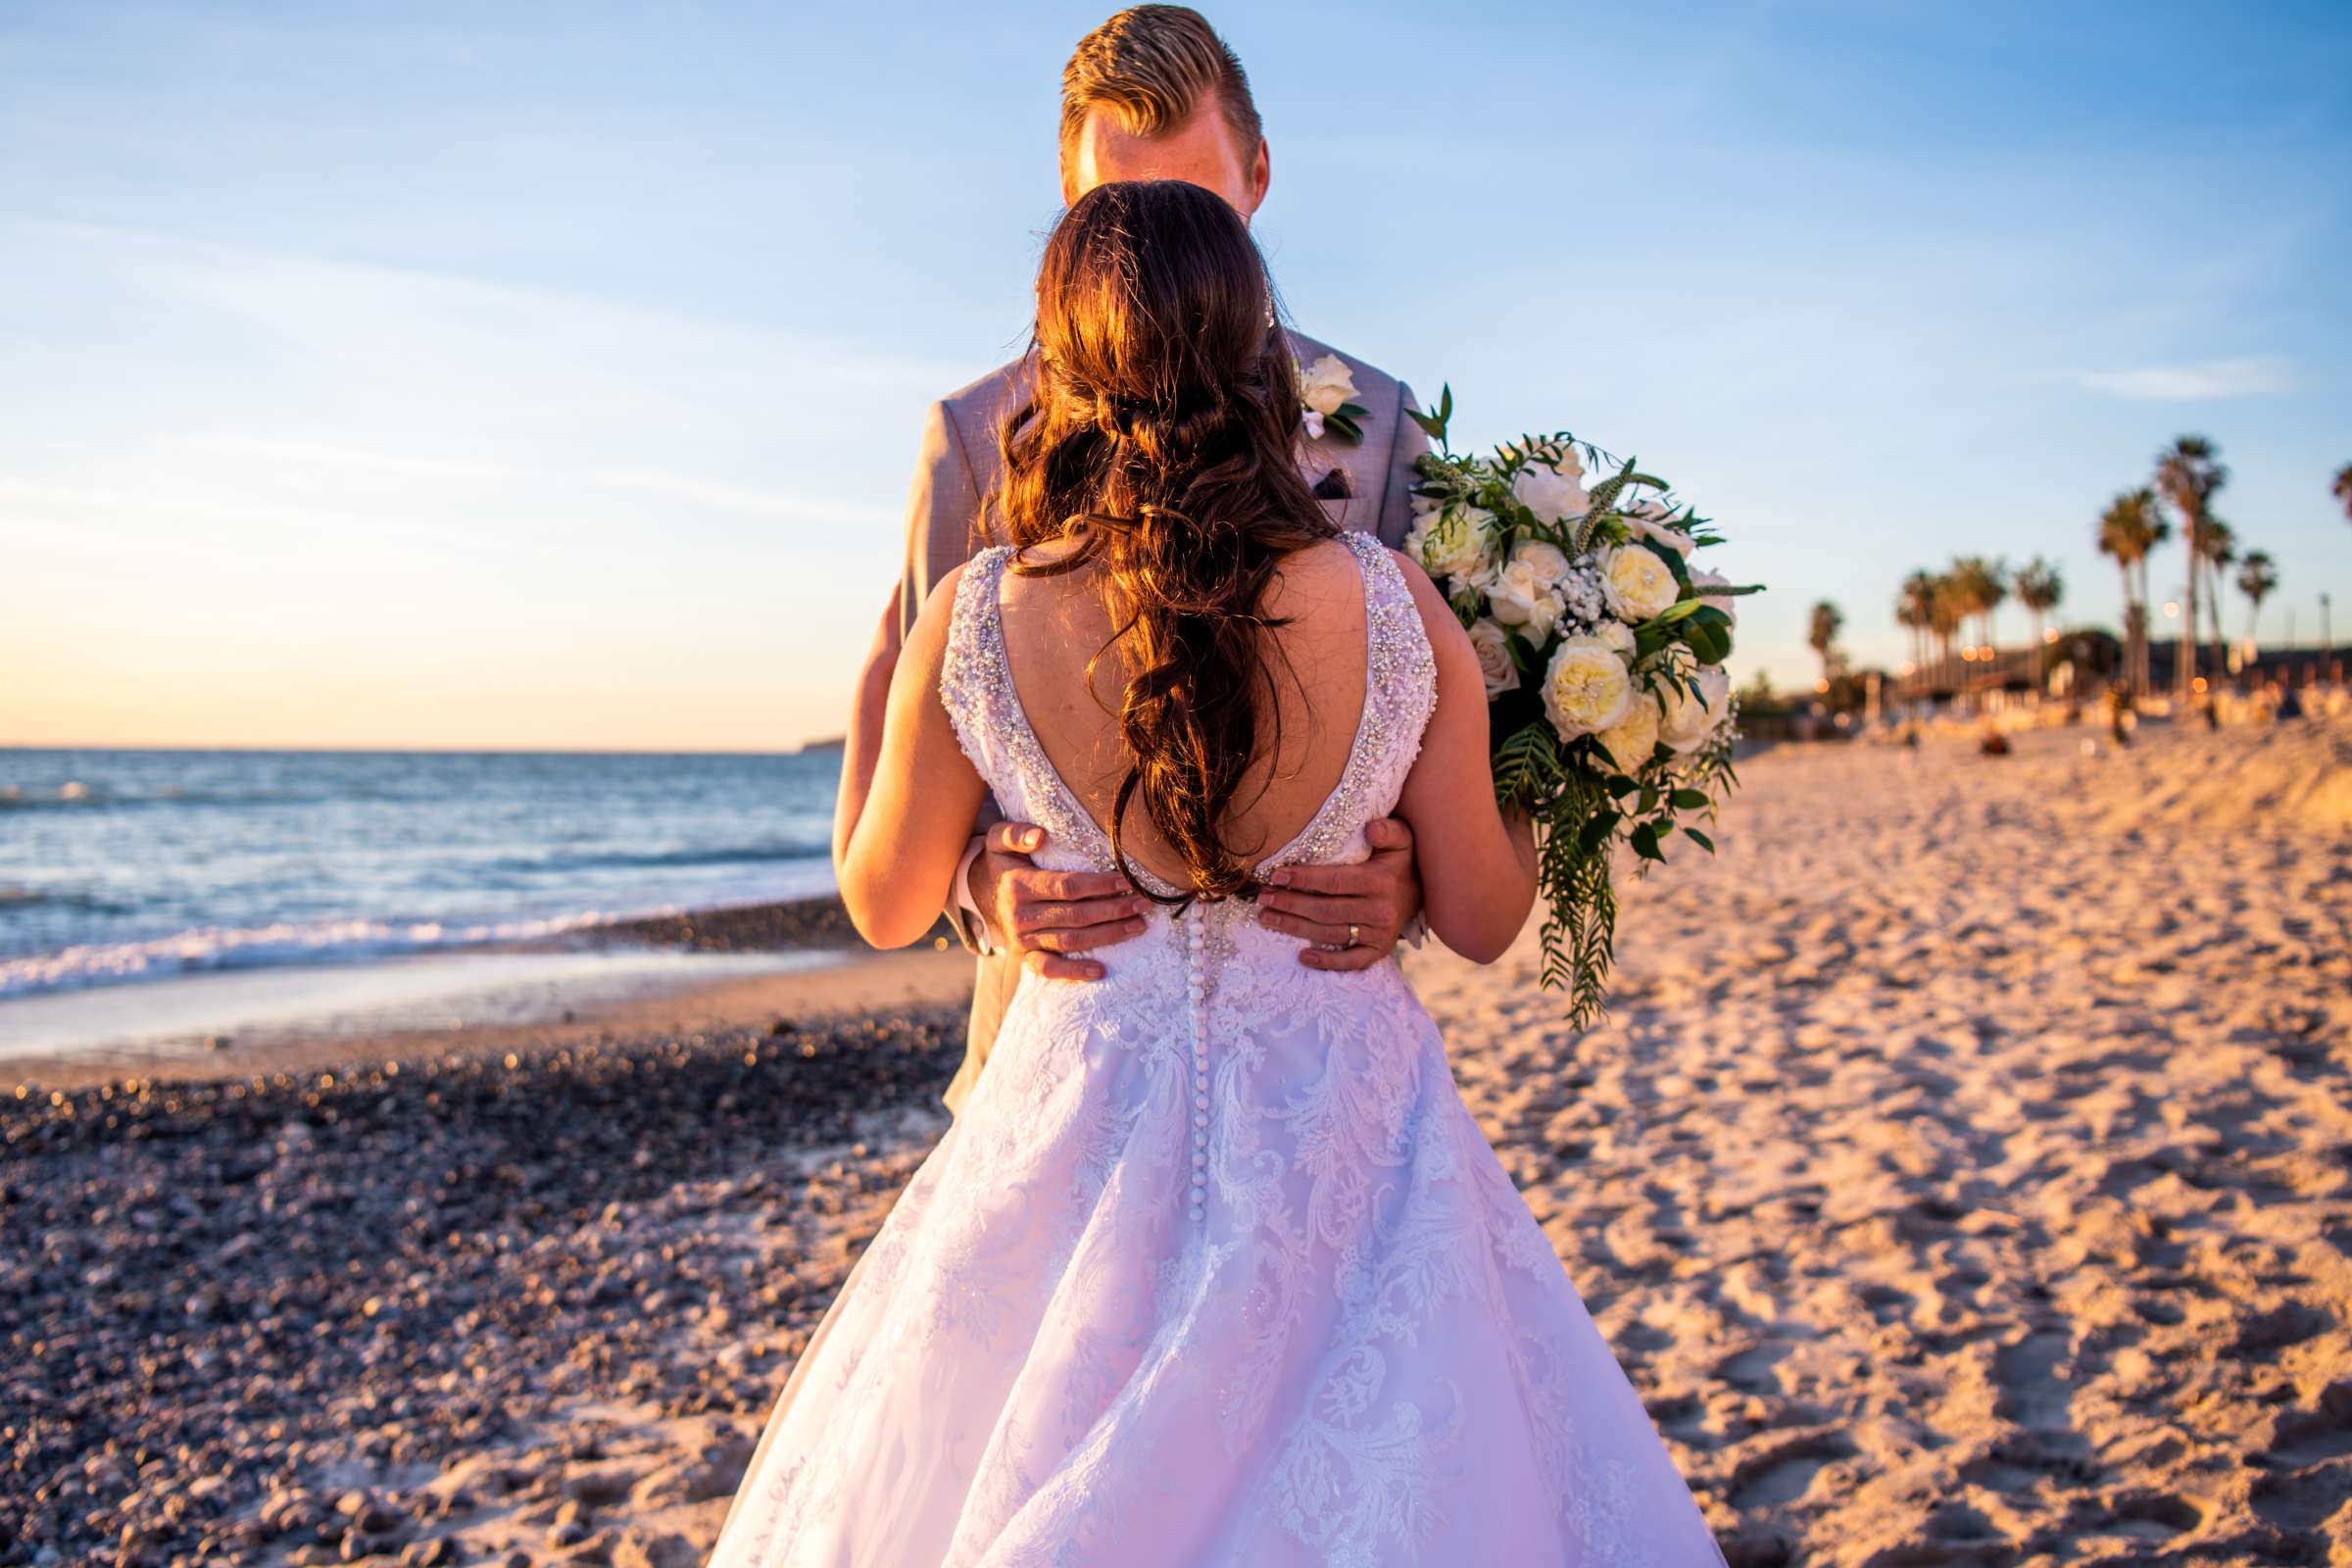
left=591, top=466, right=893, bottom=526
left=2075, top=356, right=2292, bottom=401
left=169, top=435, right=506, bottom=481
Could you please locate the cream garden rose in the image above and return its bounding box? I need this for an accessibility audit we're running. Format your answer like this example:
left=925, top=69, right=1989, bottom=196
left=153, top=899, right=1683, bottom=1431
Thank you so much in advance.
left=1510, top=459, right=1590, bottom=526
left=1656, top=665, right=1732, bottom=754
left=1596, top=692, right=1662, bottom=773
left=1599, top=544, right=1681, bottom=622
left=1508, top=539, right=1571, bottom=585
left=1404, top=503, right=1497, bottom=581
left=1540, top=635, right=1634, bottom=740
left=1487, top=557, right=1566, bottom=643
left=1465, top=618, right=1519, bottom=697
left=1628, top=507, right=1695, bottom=559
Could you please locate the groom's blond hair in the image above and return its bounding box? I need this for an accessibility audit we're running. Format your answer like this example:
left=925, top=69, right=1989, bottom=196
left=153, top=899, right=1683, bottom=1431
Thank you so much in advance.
left=1059, top=7, right=1263, bottom=167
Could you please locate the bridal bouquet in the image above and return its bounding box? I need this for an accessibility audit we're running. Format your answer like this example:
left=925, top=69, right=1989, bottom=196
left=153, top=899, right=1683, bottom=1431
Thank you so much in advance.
left=1404, top=389, right=1760, bottom=1024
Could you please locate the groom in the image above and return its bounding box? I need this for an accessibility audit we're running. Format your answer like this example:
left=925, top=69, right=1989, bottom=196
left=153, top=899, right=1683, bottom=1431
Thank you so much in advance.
left=724, top=12, right=1434, bottom=1533
left=859, top=5, right=1431, bottom=1117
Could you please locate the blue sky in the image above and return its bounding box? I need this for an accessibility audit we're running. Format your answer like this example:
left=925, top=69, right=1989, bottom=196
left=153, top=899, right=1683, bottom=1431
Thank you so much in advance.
left=2, top=0, right=2346, bottom=749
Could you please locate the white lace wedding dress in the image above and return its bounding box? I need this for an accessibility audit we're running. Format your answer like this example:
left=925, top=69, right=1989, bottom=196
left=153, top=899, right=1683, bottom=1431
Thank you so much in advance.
left=710, top=531, right=1726, bottom=1566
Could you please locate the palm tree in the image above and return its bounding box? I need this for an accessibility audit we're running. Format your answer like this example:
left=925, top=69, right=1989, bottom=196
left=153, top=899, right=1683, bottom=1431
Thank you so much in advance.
left=2155, top=435, right=2227, bottom=700
left=2196, top=517, right=2237, bottom=676
left=2335, top=464, right=2352, bottom=523
left=1945, top=556, right=2007, bottom=665
left=2015, top=557, right=2064, bottom=662
left=1807, top=600, right=1844, bottom=687
left=1896, top=571, right=1938, bottom=681
left=1930, top=573, right=1967, bottom=684
left=2236, top=550, right=2278, bottom=652
left=2097, top=487, right=2168, bottom=696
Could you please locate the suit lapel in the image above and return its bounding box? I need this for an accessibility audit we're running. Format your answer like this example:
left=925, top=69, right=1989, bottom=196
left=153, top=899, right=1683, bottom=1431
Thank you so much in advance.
left=1285, top=329, right=1390, bottom=536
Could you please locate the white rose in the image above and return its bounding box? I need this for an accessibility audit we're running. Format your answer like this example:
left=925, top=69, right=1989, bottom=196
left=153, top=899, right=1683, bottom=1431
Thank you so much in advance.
left=1465, top=618, right=1520, bottom=697
left=1297, top=354, right=1358, bottom=416
left=1510, top=461, right=1591, bottom=525
left=1403, top=503, right=1497, bottom=582
left=1487, top=558, right=1566, bottom=643
left=1593, top=619, right=1636, bottom=658
left=1509, top=539, right=1571, bottom=586
left=1597, top=692, right=1663, bottom=773
left=1628, top=510, right=1695, bottom=559
left=1540, top=636, right=1634, bottom=741
left=1599, top=544, right=1681, bottom=623
left=1690, top=568, right=1738, bottom=627
left=1657, top=666, right=1732, bottom=754
left=1507, top=443, right=1585, bottom=481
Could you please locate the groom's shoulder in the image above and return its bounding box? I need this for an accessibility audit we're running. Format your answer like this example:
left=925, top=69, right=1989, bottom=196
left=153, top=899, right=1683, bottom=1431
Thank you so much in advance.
left=1288, top=329, right=1408, bottom=407
left=936, top=356, right=1037, bottom=445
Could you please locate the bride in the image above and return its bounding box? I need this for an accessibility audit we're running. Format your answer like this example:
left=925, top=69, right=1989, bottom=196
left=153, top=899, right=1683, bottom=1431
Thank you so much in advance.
left=710, top=178, right=1726, bottom=1566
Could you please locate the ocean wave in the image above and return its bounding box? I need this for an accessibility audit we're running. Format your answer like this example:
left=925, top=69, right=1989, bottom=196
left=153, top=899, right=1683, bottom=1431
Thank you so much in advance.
left=0, top=885, right=129, bottom=913
left=0, top=781, right=106, bottom=810
left=0, top=782, right=349, bottom=811
left=0, top=874, right=840, bottom=1002
left=0, top=908, right=644, bottom=1001
left=483, top=842, right=832, bottom=875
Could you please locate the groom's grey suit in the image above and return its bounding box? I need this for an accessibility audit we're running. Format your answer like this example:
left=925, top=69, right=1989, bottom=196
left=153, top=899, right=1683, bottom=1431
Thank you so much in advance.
left=885, top=331, right=1429, bottom=1117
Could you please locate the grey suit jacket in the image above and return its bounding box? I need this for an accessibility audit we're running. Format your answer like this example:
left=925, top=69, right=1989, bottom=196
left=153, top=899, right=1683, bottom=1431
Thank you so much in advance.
left=885, top=331, right=1429, bottom=1116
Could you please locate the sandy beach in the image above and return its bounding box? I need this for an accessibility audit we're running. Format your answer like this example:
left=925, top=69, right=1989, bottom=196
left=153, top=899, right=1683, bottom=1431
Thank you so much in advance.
left=7, top=712, right=2348, bottom=1567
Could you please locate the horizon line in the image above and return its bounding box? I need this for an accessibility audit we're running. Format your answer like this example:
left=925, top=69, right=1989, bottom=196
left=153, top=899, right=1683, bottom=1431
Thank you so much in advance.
left=0, top=740, right=846, bottom=758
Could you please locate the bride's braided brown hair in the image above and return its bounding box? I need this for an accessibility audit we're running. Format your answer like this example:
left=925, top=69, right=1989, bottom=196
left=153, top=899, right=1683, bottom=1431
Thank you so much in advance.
left=994, top=179, right=1337, bottom=905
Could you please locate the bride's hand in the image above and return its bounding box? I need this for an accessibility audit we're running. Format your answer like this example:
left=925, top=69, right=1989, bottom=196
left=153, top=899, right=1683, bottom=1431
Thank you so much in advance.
left=1254, top=816, right=1421, bottom=970
left=972, top=820, right=1152, bottom=980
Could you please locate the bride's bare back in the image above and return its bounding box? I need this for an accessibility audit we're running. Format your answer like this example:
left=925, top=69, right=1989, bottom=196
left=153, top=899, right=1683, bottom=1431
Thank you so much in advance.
left=996, top=533, right=1370, bottom=894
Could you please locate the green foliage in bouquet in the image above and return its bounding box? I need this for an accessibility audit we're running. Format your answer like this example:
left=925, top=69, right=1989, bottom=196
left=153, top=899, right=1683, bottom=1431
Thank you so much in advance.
left=1407, top=386, right=1762, bottom=1025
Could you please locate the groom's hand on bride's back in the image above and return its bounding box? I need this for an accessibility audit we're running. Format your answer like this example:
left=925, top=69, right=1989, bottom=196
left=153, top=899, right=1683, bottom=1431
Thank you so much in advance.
left=973, top=820, right=1152, bottom=981
left=1255, top=816, right=1422, bottom=972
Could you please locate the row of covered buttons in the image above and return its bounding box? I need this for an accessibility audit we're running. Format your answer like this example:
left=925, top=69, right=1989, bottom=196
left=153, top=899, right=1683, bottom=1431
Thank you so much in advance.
left=1186, top=907, right=1209, bottom=1223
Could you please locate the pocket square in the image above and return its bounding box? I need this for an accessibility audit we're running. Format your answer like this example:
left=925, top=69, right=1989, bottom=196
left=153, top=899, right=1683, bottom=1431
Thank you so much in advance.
left=1311, top=466, right=1353, bottom=501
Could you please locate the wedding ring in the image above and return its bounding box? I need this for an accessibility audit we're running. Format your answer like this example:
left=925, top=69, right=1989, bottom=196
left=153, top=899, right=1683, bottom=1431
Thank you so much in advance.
left=1348, top=922, right=1360, bottom=947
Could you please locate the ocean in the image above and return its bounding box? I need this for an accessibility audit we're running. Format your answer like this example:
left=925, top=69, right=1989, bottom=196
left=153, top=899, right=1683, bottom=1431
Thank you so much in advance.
left=0, top=747, right=842, bottom=1005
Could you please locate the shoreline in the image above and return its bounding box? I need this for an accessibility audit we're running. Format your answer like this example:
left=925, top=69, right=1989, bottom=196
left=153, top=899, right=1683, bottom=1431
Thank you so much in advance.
left=3, top=897, right=970, bottom=1093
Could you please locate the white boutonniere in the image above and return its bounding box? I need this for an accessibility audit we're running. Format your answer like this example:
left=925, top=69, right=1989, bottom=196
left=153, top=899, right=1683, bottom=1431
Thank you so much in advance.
left=1298, top=353, right=1370, bottom=443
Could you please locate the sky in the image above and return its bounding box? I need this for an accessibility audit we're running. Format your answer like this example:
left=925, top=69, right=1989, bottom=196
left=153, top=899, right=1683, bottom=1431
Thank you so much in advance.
left=2, top=0, right=2346, bottom=751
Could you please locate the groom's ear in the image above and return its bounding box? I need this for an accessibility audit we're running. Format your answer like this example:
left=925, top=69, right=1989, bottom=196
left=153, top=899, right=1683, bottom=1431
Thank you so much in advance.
left=1242, top=137, right=1270, bottom=218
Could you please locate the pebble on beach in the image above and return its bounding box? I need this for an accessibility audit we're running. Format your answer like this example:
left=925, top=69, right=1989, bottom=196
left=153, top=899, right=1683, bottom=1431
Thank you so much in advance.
left=1, top=1004, right=960, bottom=1568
